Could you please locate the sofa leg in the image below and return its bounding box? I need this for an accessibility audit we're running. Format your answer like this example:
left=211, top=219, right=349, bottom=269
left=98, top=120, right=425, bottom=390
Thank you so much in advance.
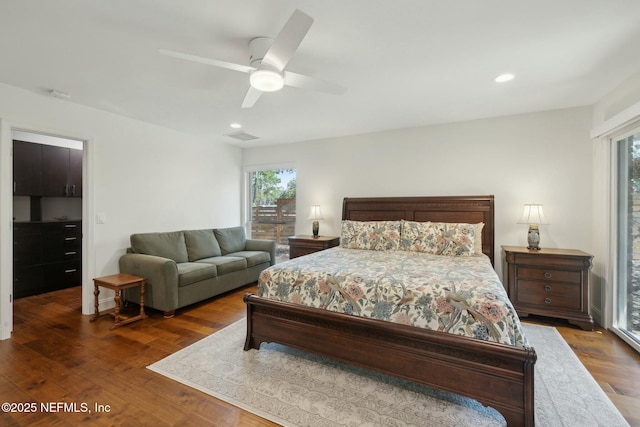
left=163, top=310, right=175, bottom=318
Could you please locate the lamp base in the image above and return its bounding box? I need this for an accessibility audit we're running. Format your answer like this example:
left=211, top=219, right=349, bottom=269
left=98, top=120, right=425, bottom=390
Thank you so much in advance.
left=312, top=220, right=319, bottom=238
left=527, top=224, right=541, bottom=250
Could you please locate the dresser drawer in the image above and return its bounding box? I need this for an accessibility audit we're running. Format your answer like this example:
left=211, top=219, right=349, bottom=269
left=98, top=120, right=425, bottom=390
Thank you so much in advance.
left=516, top=280, right=581, bottom=310
left=517, top=267, right=581, bottom=284
left=43, top=261, right=82, bottom=292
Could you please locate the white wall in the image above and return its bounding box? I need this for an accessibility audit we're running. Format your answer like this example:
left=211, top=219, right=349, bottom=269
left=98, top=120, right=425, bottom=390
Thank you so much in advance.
left=0, top=83, right=243, bottom=337
left=242, top=107, right=594, bottom=283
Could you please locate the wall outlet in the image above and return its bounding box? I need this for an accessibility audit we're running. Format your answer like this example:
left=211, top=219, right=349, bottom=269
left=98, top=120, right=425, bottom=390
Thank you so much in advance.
left=96, top=213, right=106, bottom=224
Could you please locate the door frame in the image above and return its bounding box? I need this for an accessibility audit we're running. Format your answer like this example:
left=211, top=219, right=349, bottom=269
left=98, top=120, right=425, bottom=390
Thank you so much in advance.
left=0, top=119, right=94, bottom=340
left=242, top=162, right=296, bottom=238
left=610, top=125, right=640, bottom=353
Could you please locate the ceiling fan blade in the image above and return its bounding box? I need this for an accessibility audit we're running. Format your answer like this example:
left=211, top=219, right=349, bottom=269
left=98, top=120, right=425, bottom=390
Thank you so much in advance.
left=159, top=49, right=254, bottom=74
left=241, top=86, right=263, bottom=108
left=262, top=10, right=314, bottom=72
left=283, top=71, right=347, bottom=95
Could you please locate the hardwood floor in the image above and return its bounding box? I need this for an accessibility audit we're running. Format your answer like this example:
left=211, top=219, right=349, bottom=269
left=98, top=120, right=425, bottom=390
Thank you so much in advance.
left=1, top=285, right=639, bottom=426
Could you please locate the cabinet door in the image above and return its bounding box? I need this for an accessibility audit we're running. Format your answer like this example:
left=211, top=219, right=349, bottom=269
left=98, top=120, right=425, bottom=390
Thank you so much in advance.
left=68, top=148, right=82, bottom=197
left=13, top=140, right=42, bottom=195
left=13, top=222, right=42, bottom=267
left=14, top=265, right=43, bottom=299
left=41, top=145, right=69, bottom=196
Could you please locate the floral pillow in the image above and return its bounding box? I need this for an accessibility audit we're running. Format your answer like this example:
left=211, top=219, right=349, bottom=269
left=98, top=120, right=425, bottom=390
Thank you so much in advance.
left=340, top=220, right=401, bottom=251
left=473, top=222, right=484, bottom=255
left=399, top=221, right=440, bottom=254
left=401, top=221, right=476, bottom=256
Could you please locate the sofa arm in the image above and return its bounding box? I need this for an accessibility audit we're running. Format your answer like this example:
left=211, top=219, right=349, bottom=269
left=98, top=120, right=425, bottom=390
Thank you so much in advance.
left=245, top=239, right=277, bottom=266
left=119, top=253, right=179, bottom=312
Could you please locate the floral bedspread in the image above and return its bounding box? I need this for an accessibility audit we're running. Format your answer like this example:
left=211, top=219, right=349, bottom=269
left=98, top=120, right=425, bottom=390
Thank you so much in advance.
left=258, top=247, right=528, bottom=347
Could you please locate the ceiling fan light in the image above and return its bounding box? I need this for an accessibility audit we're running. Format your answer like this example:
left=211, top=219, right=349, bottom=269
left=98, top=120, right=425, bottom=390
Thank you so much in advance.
left=495, top=73, right=515, bottom=83
left=250, top=69, right=284, bottom=92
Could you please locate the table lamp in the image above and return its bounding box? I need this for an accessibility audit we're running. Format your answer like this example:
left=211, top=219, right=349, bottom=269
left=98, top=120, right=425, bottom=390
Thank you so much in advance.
left=308, top=205, right=323, bottom=238
left=518, top=204, right=548, bottom=250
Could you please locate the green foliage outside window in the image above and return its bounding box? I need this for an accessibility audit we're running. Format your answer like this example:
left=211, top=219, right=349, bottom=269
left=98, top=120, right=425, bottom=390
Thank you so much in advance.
left=251, top=169, right=296, bottom=206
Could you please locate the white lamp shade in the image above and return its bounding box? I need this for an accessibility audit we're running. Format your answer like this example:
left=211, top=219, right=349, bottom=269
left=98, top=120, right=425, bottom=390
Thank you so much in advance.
left=249, top=69, right=284, bottom=92
left=517, top=204, right=548, bottom=225
left=308, top=205, right=324, bottom=220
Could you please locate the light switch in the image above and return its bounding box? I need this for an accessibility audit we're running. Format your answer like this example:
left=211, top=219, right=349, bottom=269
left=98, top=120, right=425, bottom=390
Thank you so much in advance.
left=96, top=213, right=106, bottom=224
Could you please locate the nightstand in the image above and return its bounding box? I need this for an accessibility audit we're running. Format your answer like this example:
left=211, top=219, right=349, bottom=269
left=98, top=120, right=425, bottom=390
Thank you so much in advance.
left=502, top=246, right=594, bottom=330
left=288, top=235, right=340, bottom=259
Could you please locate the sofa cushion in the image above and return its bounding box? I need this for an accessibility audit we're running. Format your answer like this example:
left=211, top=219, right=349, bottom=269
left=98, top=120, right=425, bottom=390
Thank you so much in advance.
left=183, top=229, right=222, bottom=261
left=197, top=256, right=247, bottom=275
left=176, top=262, right=218, bottom=287
left=227, top=251, right=271, bottom=267
left=214, top=226, right=246, bottom=254
left=131, top=231, right=189, bottom=263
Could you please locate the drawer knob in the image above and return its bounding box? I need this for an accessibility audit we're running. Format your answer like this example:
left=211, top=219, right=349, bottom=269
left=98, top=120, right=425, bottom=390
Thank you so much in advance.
left=544, top=272, right=552, bottom=279
left=544, top=297, right=552, bottom=304
left=544, top=285, right=552, bottom=292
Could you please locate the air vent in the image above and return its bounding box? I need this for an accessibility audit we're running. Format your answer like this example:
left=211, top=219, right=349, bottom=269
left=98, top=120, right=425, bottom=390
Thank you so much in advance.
left=224, top=131, right=259, bottom=141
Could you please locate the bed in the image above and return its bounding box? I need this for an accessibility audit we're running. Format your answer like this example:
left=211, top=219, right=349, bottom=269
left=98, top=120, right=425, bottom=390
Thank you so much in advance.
left=244, top=195, right=536, bottom=426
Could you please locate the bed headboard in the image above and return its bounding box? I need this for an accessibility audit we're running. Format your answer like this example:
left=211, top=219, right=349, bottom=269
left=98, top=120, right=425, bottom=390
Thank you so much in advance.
left=342, top=195, right=495, bottom=265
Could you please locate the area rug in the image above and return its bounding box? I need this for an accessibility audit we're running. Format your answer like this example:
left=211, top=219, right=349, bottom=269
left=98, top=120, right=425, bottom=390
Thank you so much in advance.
left=148, top=320, right=628, bottom=426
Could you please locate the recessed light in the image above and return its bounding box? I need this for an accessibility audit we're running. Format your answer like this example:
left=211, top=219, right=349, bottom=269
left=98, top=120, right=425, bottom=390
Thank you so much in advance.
left=230, top=123, right=242, bottom=129
left=495, top=73, right=515, bottom=83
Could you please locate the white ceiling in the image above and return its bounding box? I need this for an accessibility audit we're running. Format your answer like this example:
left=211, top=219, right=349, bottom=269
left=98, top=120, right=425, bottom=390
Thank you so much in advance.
left=1, top=0, right=640, bottom=147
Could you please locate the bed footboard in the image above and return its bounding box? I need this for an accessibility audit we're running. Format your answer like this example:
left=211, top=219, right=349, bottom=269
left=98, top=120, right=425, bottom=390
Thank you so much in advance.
left=244, top=293, right=536, bottom=426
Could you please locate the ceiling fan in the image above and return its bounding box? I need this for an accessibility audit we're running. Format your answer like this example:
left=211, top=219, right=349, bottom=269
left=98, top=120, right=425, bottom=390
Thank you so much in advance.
left=159, top=9, right=346, bottom=108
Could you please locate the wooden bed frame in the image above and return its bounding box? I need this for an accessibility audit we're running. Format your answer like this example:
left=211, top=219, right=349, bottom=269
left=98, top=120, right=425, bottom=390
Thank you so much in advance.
left=244, top=195, right=536, bottom=426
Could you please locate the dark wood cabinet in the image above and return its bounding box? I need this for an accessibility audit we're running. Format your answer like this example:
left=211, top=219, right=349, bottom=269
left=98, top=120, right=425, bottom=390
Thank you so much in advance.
left=68, top=148, right=83, bottom=196
left=42, top=145, right=82, bottom=197
left=502, top=245, right=594, bottom=330
left=12, top=139, right=83, bottom=298
left=288, top=235, right=340, bottom=259
left=13, top=141, right=82, bottom=198
left=13, top=220, right=82, bottom=299
left=13, top=222, right=43, bottom=299
left=13, top=140, right=42, bottom=196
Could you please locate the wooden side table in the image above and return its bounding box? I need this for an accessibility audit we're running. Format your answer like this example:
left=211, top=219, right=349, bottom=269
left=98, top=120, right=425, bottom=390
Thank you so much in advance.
left=288, top=235, right=340, bottom=259
left=502, top=246, right=594, bottom=330
left=91, top=273, right=148, bottom=329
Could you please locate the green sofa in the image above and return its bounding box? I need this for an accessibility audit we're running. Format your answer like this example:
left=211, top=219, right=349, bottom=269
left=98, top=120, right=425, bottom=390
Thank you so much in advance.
left=119, top=226, right=275, bottom=317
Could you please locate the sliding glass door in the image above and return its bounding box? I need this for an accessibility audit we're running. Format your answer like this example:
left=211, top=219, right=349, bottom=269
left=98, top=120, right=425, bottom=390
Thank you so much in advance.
left=246, top=167, right=296, bottom=264
left=615, top=129, right=640, bottom=352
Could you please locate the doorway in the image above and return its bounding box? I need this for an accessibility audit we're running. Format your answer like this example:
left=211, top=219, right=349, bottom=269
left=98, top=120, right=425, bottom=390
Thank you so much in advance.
left=247, top=167, right=296, bottom=263
left=11, top=130, right=84, bottom=299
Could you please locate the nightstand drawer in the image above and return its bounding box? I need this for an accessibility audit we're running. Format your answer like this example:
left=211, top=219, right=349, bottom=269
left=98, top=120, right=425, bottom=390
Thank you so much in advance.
left=517, top=267, right=580, bottom=284
left=288, top=235, right=340, bottom=259
left=290, top=246, right=317, bottom=259
left=516, top=280, right=581, bottom=310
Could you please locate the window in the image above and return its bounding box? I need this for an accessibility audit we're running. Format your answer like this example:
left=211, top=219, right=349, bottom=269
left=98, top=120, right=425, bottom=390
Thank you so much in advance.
left=615, top=129, right=640, bottom=351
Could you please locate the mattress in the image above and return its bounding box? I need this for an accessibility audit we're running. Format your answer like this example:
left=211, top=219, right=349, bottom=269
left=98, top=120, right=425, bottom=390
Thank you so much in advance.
left=258, top=247, right=527, bottom=347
